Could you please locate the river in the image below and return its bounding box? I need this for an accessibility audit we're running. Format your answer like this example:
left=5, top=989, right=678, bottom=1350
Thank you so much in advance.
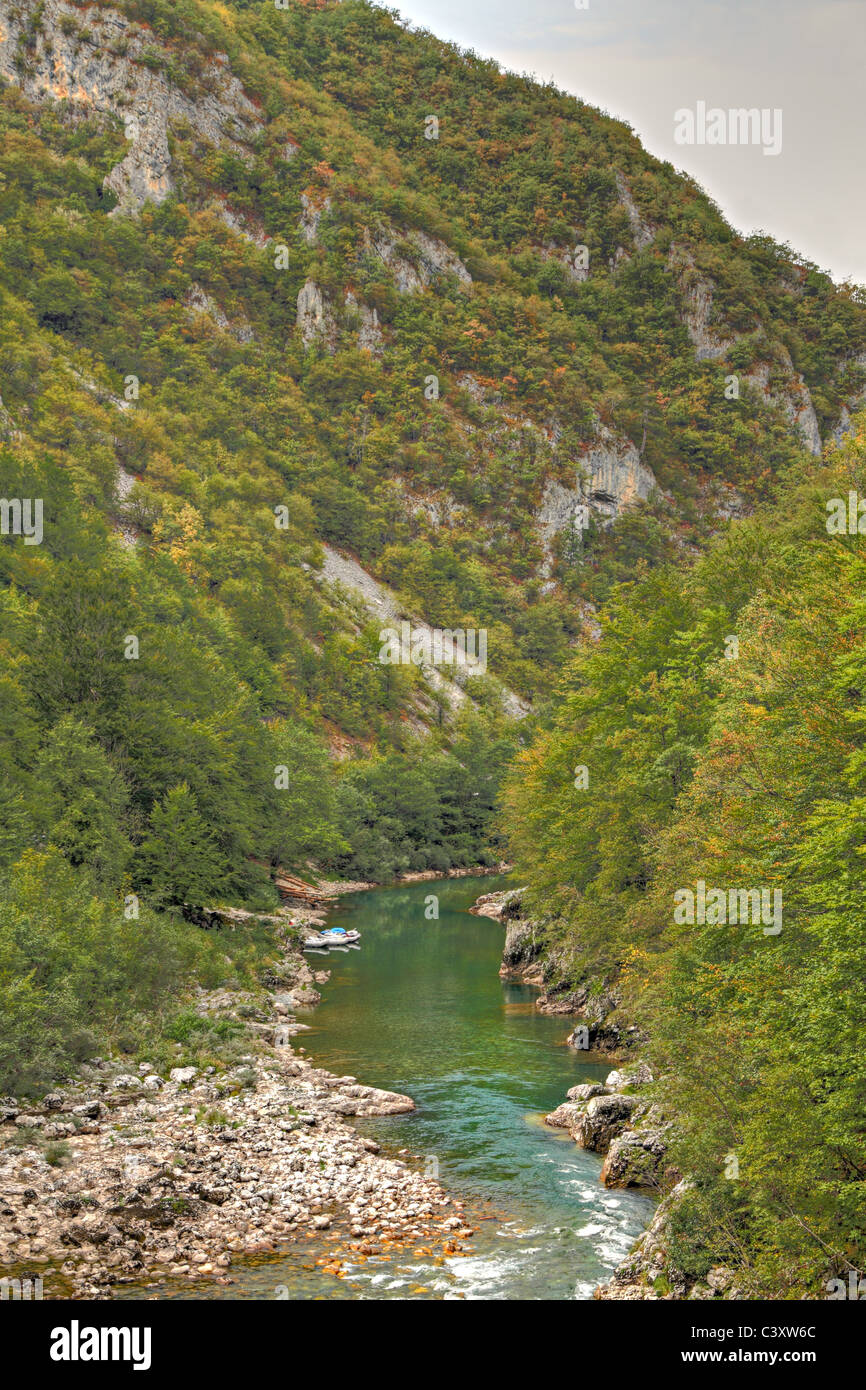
left=138, top=874, right=654, bottom=1300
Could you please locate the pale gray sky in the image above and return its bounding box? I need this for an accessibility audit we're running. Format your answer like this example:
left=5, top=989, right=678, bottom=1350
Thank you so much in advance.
left=395, top=0, right=866, bottom=285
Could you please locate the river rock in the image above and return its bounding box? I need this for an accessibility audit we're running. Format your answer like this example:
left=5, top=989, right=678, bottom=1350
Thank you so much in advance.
left=327, top=1085, right=415, bottom=1118
left=0, top=902, right=469, bottom=1299
left=605, top=1062, right=654, bottom=1091
left=566, top=1083, right=609, bottom=1102
left=600, top=1127, right=669, bottom=1188
left=572, top=1093, right=640, bottom=1151
left=544, top=1102, right=586, bottom=1130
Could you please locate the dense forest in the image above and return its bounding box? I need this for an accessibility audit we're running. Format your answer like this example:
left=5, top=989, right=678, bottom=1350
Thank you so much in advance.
left=504, top=428, right=866, bottom=1297
left=0, top=0, right=864, bottom=1300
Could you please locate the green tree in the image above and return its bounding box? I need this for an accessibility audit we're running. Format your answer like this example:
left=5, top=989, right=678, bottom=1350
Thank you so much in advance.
left=34, top=715, right=131, bottom=887
left=136, top=783, right=228, bottom=909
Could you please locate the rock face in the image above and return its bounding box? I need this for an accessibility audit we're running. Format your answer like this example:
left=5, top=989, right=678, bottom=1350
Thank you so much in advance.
left=570, top=1093, right=641, bottom=1151
left=500, top=919, right=542, bottom=982
left=470, top=889, right=545, bottom=984
left=317, top=545, right=528, bottom=721
left=666, top=246, right=833, bottom=455
left=185, top=283, right=254, bottom=344
left=299, top=192, right=331, bottom=245
left=581, top=426, right=657, bottom=517
left=0, top=387, right=20, bottom=441
left=296, top=279, right=334, bottom=350
left=536, top=423, right=657, bottom=560
left=615, top=172, right=656, bottom=252
left=669, top=250, right=737, bottom=362
left=344, top=290, right=383, bottom=355
left=745, top=354, right=822, bottom=456
left=0, top=0, right=262, bottom=214
left=683, top=277, right=734, bottom=360
left=832, top=354, right=866, bottom=442
left=539, top=240, right=589, bottom=284
left=474, top=889, right=643, bottom=1047
left=540, top=978, right=637, bottom=1054
left=544, top=1083, right=640, bottom=1152
left=292, top=220, right=472, bottom=355
left=370, top=225, right=472, bottom=294
left=601, top=1125, right=670, bottom=1187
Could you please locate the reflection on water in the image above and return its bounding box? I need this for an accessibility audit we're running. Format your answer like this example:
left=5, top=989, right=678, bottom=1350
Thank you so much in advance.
left=126, top=876, right=654, bottom=1301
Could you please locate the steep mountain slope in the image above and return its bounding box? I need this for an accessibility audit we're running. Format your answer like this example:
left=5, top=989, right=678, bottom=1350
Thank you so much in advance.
left=2, top=0, right=865, bottom=683
left=1, top=0, right=865, bottom=895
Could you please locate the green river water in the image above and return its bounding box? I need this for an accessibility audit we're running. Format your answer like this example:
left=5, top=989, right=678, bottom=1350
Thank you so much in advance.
left=131, top=875, right=655, bottom=1301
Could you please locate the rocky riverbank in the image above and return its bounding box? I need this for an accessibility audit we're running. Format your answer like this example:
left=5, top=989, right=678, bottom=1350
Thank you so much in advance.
left=319, top=863, right=510, bottom=898
left=472, top=887, right=642, bottom=1054
left=0, top=906, right=473, bottom=1300
left=543, top=1062, right=673, bottom=1193
left=594, top=1177, right=745, bottom=1301
left=471, top=885, right=721, bottom=1301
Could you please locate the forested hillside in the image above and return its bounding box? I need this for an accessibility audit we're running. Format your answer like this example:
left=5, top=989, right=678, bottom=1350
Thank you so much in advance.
left=1, top=0, right=864, bottom=896
left=504, top=424, right=866, bottom=1297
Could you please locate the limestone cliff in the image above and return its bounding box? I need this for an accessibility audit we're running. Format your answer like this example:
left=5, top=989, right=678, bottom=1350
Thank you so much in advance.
left=0, top=0, right=262, bottom=213
left=536, top=422, right=658, bottom=561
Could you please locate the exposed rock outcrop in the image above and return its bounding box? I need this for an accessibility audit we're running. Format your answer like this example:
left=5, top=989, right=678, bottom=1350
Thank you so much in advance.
left=0, top=387, right=21, bottom=441
left=832, top=355, right=866, bottom=443
left=296, top=279, right=335, bottom=351
left=0, top=0, right=263, bottom=214
left=544, top=1063, right=667, bottom=1188
left=571, top=1092, right=642, bottom=1151
left=595, top=1180, right=689, bottom=1299
left=539, top=240, right=589, bottom=284
left=207, top=200, right=271, bottom=250
left=744, top=351, right=822, bottom=456
left=369, top=225, right=471, bottom=293
left=185, top=282, right=254, bottom=344
left=549, top=980, right=639, bottom=1054
left=471, top=889, right=544, bottom=983
left=344, top=290, right=383, bottom=355
left=669, top=249, right=737, bottom=361
left=317, top=544, right=529, bottom=721
left=580, top=426, right=658, bottom=517
left=536, top=423, right=657, bottom=564
left=615, top=172, right=655, bottom=252
left=601, top=1124, right=670, bottom=1188
left=299, top=192, right=331, bottom=245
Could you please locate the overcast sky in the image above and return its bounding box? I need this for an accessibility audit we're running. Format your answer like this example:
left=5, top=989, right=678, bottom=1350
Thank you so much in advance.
left=394, top=0, right=866, bottom=286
